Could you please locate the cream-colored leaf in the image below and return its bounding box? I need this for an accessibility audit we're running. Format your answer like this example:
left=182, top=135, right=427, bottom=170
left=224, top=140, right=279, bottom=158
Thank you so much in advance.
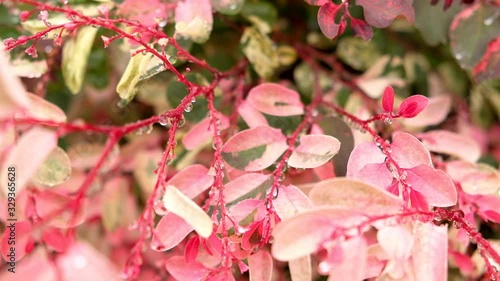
left=289, top=256, right=312, bottom=281
left=12, top=59, right=48, bottom=78
left=241, top=27, right=279, bottom=79
left=116, top=52, right=153, bottom=103
left=26, top=93, right=67, bottom=123
left=163, top=185, right=213, bottom=238
left=33, top=147, right=72, bottom=187
left=0, top=44, right=31, bottom=117
left=62, top=26, right=98, bottom=94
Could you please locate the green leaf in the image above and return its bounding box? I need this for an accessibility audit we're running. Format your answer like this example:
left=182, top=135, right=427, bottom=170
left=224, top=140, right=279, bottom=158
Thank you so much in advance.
left=450, top=4, right=500, bottom=70
left=241, top=1, right=277, bottom=33
left=470, top=80, right=500, bottom=128
left=240, top=27, right=279, bottom=79
left=116, top=52, right=154, bottom=103
left=413, top=0, right=461, bottom=46
left=33, top=147, right=71, bottom=187
left=62, top=26, right=98, bottom=94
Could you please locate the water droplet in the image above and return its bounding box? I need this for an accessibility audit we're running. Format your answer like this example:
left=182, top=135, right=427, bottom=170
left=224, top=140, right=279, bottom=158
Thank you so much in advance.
left=272, top=188, right=279, bottom=199
left=453, top=220, right=463, bottom=229
left=318, top=261, right=332, bottom=274
left=158, top=115, right=171, bottom=127
left=265, top=199, right=273, bottom=210
left=91, top=24, right=98, bottom=28
left=128, top=220, right=139, bottom=230
left=384, top=117, right=393, bottom=125
left=144, top=124, right=153, bottom=134
left=177, top=115, right=186, bottom=127
left=235, top=225, right=249, bottom=234
left=484, top=10, right=500, bottom=25
left=191, top=97, right=196, bottom=103
left=45, top=21, right=52, bottom=27
left=63, top=0, right=69, bottom=4
left=311, top=109, right=318, bottom=117
left=184, top=103, right=193, bottom=112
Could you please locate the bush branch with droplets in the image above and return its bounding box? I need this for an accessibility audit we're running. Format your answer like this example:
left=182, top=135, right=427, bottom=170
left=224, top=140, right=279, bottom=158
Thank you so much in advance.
left=1, top=0, right=500, bottom=280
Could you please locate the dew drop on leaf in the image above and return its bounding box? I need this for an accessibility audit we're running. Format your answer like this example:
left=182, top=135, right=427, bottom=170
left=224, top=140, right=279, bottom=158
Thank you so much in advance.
left=184, top=102, right=193, bottom=112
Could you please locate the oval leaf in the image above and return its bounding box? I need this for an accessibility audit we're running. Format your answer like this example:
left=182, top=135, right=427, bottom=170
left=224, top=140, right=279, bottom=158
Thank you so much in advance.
left=33, top=147, right=72, bottom=187
left=222, top=126, right=288, bottom=171
left=391, top=132, right=432, bottom=169
left=309, top=177, right=402, bottom=214
left=152, top=212, right=194, bottom=251
left=382, top=85, right=395, bottom=112
left=249, top=250, right=273, bottom=281
left=397, top=95, right=429, bottom=118
left=288, top=134, right=340, bottom=169
left=317, top=3, right=343, bottom=39
left=163, top=185, right=213, bottom=238
left=25, top=93, right=67, bottom=123
left=418, top=130, right=481, bottom=163
left=247, top=83, right=304, bottom=116
left=357, top=0, right=415, bottom=28
left=407, top=164, right=457, bottom=207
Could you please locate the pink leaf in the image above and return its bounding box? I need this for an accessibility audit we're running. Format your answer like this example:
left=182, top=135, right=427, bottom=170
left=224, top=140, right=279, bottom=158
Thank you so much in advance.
left=247, top=83, right=304, bottom=116
left=224, top=173, right=271, bottom=203
left=346, top=142, right=386, bottom=177
left=407, top=165, right=457, bottom=207
left=288, top=135, right=341, bottom=169
left=317, top=3, right=344, bottom=39
left=274, top=184, right=313, bottom=220
left=381, top=85, right=395, bottom=112
left=166, top=164, right=214, bottom=199
left=446, top=161, right=500, bottom=196
left=117, top=0, right=167, bottom=26
left=418, top=130, right=481, bottom=163
left=42, top=227, right=69, bottom=253
left=309, top=177, right=402, bottom=215
left=396, top=95, right=429, bottom=118
left=166, top=256, right=208, bottom=280
left=26, top=93, right=67, bottom=122
left=327, top=236, right=367, bottom=281
left=272, top=208, right=366, bottom=261
left=1, top=220, right=33, bottom=262
left=349, top=17, right=373, bottom=41
left=238, top=100, right=269, bottom=128
left=0, top=127, right=57, bottom=196
left=412, top=222, right=448, bottom=281
left=152, top=212, right=193, bottom=251
left=402, top=95, right=452, bottom=127
left=356, top=0, right=415, bottom=28
left=0, top=48, right=31, bottom=118
left=182, top=115, right=230, bottom=150
left=228, top=199, right=266, bottom=223
left=355, top=163, right=394, bottom=189
left=35, top=190, right=88, bottom=228
left=377, top=226, right=413, bottom=279
left=184, top=236, right=200, bottom=263
left=222, top=126, right=288, bottom=171
left=56, top=242, right=119, bottom=281
left=248, top=250, right=273, bottom=281
left=303, top=0, right=330, bottom=6
left=174, top=0, right=213, bottom=43
left=391, top=132, right=432, bottom=169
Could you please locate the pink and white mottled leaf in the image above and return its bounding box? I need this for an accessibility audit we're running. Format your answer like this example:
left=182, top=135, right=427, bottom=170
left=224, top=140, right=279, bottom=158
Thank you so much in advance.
left=175, top=0, right=213, bottom=43
left=288, top=135, right=340, bottom=169
left=274, top=184, right=313, bottom=220
left=289, top=256, right=312, bottom=281
left=247, top=83, right=304, bottom=116
left=0, top=127, right=57, bottom=196
left=347, top=142, right=386, bottom=177
left=1, top=220, right=33, bottom=262
left=446, top=161, right=500, bottom=195
left=238, top=100, right=269, bottom=128
left=248, top=250, right=273, bottom=281
left=272, top=208, right=365, bottom=261
left=418, top=130, right=481, bottom=163
left=182, top=115, right=230, bottom=150
left=166, top=164, right=214, bottom=199
left=317, top=3, right=344, bottom=39
left=163, top=185, right=213, bottom=238
left=229, top=199, right=266, bottom=223
left=382, top=85, right=395, bottom=112
left=402, top=96, right=452, bottom=127
left=309, top=177, right=402, bottom=214
left=407, top=165, right=457, bottom=207
left=391, top=132, right=432, bottom=169
left=377, top=226, right=413, bottom=279
left=166, top=256, right=209, bottom=280
left=412, top=222, right=448, bottom=281
left=396, top=95, right=429, bottom=118
left=56, top=242, right=119, bottom=281
left=152, top=212, right=193, bottom=251
left=356, top=0, right=415, bottom=28
left=222, top=126, right=288, bottom=171
left=327, top=236, right=367, bottom=281
left=224, top=173, right=271, bottom=203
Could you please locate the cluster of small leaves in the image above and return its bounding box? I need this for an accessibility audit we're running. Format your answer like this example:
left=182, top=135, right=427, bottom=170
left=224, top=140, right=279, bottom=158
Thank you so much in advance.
left=0, top=0, right=500, bottom=281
